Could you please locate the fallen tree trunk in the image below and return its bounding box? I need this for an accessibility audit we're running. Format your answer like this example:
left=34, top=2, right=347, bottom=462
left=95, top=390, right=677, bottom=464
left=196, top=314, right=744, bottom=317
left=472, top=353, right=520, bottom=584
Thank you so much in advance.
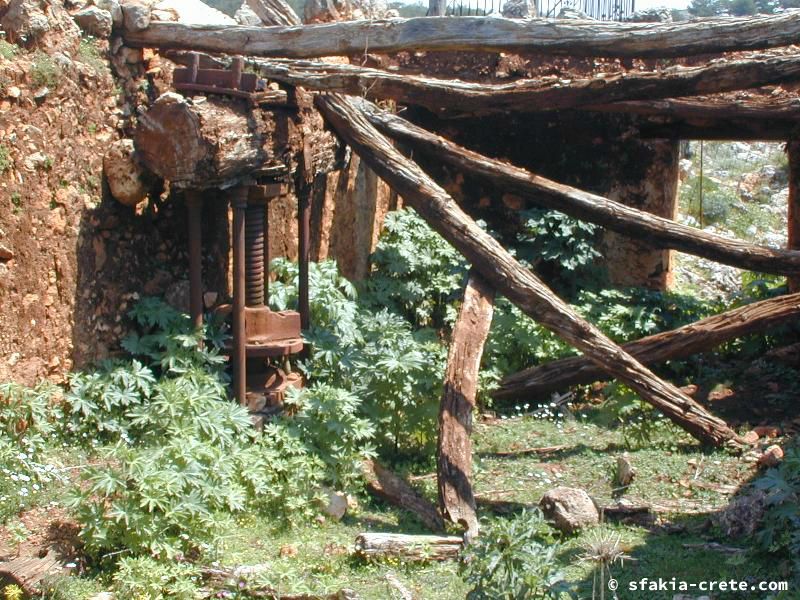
left=358, top=101, right=800, bottom=276
left=494, top=291, right=800, bottom=401
left=134, top=92, right=291, bottom=188
left=362, top=459, right=445, bottom=532
left=256, top=56, right=800, bottom=115
left=121, top=12, right=800, bottom=59
left=0, top=551, right=65, bottom=596
left=354, top=533, right=462, bottom=561
left=316, top=93, right=737, bottom=446
left=438, top=271, right=494, bottom=539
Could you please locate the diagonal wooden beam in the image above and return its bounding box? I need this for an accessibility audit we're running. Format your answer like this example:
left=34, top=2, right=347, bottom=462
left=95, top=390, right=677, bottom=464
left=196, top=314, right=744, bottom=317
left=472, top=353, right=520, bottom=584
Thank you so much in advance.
left=314, top=92, right=739, bottom=447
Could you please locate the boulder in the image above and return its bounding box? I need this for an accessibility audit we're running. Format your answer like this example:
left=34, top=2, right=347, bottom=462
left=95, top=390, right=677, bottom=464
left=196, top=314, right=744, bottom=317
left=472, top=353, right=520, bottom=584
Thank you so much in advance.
left=758, top=445, right=784, bottom=468
left=234, top=0, right=261, bottom=24
left=322, top=489, right=348, bottom=521
left=96, top=0, right=123, bottom=26
left=628, top=6, right=672, bottom=22
left=713, top=490, right=766, bottom=537
left=73, top=5, right=113, bottom=37
left=2, top=0, right=52, bottom=43
left=103, top=138, right=152, bottom=206
left=615, top=454, right=635, bottom=487
left=121, top=0, right=150, bottom=31
left=501, top=0, right=536, bottom=18
left=539, top=486, right=599, bottom=533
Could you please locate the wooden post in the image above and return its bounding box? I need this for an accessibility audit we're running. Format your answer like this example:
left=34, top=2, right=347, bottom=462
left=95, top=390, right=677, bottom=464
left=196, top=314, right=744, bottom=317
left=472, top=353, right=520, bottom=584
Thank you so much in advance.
left=232, top=187, right=248, bottom=406
left=186, top=191, right=204, bottom=332
left=789, top=141, right=800, bottom=292
left=438, top=272, right=495, bottom=539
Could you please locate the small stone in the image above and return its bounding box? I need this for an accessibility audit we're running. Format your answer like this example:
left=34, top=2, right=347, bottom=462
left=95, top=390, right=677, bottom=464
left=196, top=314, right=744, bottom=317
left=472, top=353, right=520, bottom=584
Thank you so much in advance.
left=322, top=489, right=348, bottom=521
left=279, top=544, right=298, bottom=558
left=121, top=0, right=151, bottom=31
left=742, top=430, right=760, bottom=445
left=203, top=291, right=218, bottom=308
left=753, top=425, right=781, bottom=438
left=118, top=45, right=143, bottom=64
left=502, top=0, right=536, bottom=18
left=33, top=87, right=48, bottom=101
left=539, top=487, right=599, bottom=533
left=73, top=5, right=113, bottom=37
left=615, top=454, right=635, bottom=487
left=7, top=86, right=21, bottom=99
left=0, top=243, right=13, bottom=260
left=103, top=138, right=152, bottom=206
left=23, top=151, right=47, bottom=171
left=758, top=445, right=784, bottom=468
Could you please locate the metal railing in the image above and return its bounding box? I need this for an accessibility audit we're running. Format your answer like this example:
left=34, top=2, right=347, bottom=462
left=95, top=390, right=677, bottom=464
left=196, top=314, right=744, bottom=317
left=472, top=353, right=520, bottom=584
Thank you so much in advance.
left=431, top=0, right=634, bottom=20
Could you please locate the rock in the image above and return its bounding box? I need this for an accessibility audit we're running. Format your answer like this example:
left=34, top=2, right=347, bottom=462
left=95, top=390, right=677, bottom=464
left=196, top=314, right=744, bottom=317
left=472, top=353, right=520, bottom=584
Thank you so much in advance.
left=713, top=490, right=766, bottom=537
left=753, top=425, right=781, bottom=438
left=615, top=454, right=635, bottom=487
left=6, top=86, right=21, bottom=99
left=385, top=7, right=399, bottom=17
left=234, top=1, right=261, bottom=25
left=2, top=0, right=51, bottom=43
left=23, top=151, right=48, bottom=171
left=117, top=45, right=142, bottom=64
left=539, top=487, right=599, bottom=533
left=557, top=7, right=593, bottom=19
left=121, top=0, right=150, bottom=31
left=165, top=279, right=190, bottom=313
left=33, top=86, right=48, bottom=101
left=758, top=445, right=784, bottom=468
left=502, top=0, right=535, bottom=18
left=96, top=0, right=123, bottom=26
left=89, top=593, right=116, bottom=600
left=0, top=243, right=13, bottom=260
left=103, top=138, right=152, bottom=206
left=628, top=6, right=672, bottom=22
left=322, top=490, right=348, bottom=521
left=73, top=5, right=113, bottom=37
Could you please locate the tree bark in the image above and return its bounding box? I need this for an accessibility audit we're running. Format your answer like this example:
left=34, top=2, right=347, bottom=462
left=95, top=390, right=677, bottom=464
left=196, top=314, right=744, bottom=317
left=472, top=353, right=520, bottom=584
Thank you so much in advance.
left=362, top=459, right=445, bottom=532
left=255, top=56, right=800, bottom=116
left=316, top=93, right=737, bottom=447
left=0, top=551, right=65, bottom=596
left=134, top=92, right=291, bottom=188
left=494, top=292, right=800, bottom=402
left=354, top=533, right=462, bottom=561
left=438, top=272, right=494, bottom=539
left=121, top=12, right=800, bottom=59
left=358, top=100, right=800, bottom=276
left=789, top=142, right=800, bottom=293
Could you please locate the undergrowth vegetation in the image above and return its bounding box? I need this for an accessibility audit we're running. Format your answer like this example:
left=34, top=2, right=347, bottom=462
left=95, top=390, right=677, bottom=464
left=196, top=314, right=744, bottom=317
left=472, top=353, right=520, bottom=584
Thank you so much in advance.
left=1, top=204, right=799, bottom=597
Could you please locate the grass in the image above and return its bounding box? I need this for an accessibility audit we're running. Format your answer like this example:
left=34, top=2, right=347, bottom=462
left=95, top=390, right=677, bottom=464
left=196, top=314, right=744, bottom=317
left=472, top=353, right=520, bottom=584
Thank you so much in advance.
left=76, top=38, right=106, bottom=75
left=0, top=40, right=18, bottom=61
left=0, top=145, right=11, bottom=173
left=30, top=51, right=62, bottom=88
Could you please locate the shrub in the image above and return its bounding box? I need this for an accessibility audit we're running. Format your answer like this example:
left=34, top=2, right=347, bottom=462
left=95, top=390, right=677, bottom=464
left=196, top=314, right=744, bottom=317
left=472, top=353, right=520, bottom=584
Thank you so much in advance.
left=113, top=556, right=201, bottom=599
left=0, top=145, right=11, bottom=173
left=0, top=39, right=18, bottom=60
left=30, top=51, right=62, bottom=88
left=460, top=510, right=566, bottom=600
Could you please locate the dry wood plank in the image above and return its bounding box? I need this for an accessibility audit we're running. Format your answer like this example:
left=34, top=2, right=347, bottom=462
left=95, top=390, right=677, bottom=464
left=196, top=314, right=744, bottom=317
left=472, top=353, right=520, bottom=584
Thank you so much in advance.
left=494, top=291, right=800, bottom=402
left=255, top=56, right=800, bottom=115
left=591, top=96, right=800, bottom=121
left=438, top=271, right=495, bottom=539
left=362, top=459, right=445, bottom=532
left=0, top=551, right=65, bottom=596
left=121, top=12, right=800, bottom=59
left=316, top=93, right=737, bottom=446
left=354, top=533, right=462, bottom=561
left=359, top=100, right=800, bottom=276
left=246, top=0, right=301, bottom=26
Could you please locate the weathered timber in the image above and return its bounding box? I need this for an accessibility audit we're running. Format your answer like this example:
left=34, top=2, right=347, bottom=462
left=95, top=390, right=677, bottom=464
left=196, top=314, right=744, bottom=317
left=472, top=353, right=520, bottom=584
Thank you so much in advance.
left=592, top=96, right=800, bottom=121
left=362, top=459, right=445, bottom=532
left=0, top=551, right=65, bottom=596
left=246, top=0, right=301, bottom=26
left=494, top=292, right=800, bottom=401
left=789, top=142, right=800, bottom=292
left=359, top=101, right=800, bottom=276
left=256, top=56, right=800, bottom=115
left=202, top=564, right=357, bottom=599
left=354, top=533, right=462, bottom=561
left=121, top=12, right=800, bottom=59
left=316, top=93, right=737, bottom=446
left=134, top=92, right=290, bottom=188
left=438, top=271, right=494, bottom=539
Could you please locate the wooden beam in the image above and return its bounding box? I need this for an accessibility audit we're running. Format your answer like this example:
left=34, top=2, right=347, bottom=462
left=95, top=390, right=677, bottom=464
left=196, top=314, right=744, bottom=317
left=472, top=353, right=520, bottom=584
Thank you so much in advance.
left=494, top=292, right=800, bottom=402
left=315, top=93, right=738, bottom=447
left=255, top=56, right=800, bottom=115
left=791, top=142, right=800, bottom=292
left=358, top=100, right=800, bottom=276
left=438, top=272, right=494, bottom=539
left=121, top=12, right=800, bottom=59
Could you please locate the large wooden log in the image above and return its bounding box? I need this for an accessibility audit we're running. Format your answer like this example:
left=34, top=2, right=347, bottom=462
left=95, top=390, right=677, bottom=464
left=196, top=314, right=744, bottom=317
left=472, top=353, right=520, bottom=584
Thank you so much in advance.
left=358, top=101, right=800, bottom=276
left=354, top=533, right=462, bottom=561
left=121, top=12, right=800, bottom=59
left=316, top=93, right=737, bottom=446
left=255, top=56, right=800, bottom=115
left=438, top=272, right=494, bottom=539
left=134, top=92, right=291, bottom=188
left=494, top=292, right=800, bottom=401
left=362, top=459, right=445, bottom=532
left=0, top=552, right=65, bottom=596
left=789, top=142, right=800, bottom=293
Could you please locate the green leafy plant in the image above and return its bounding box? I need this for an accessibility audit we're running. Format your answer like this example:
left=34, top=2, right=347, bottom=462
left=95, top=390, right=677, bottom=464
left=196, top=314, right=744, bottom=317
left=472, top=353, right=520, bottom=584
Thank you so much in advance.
left=112, top=556, right=201, bottom=599
left=601, top=383, right=677, bottom=449
left=0, top=145, right=11, bottom=173
left=30, top=51, right=62, bottom=88
left=460, top=510, right=567, bottom=600
left=0, top=39, right=18, bottom=60
left=753, top=444, right=800, bottom=581
left=76, top=38, right=106, bottom=74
